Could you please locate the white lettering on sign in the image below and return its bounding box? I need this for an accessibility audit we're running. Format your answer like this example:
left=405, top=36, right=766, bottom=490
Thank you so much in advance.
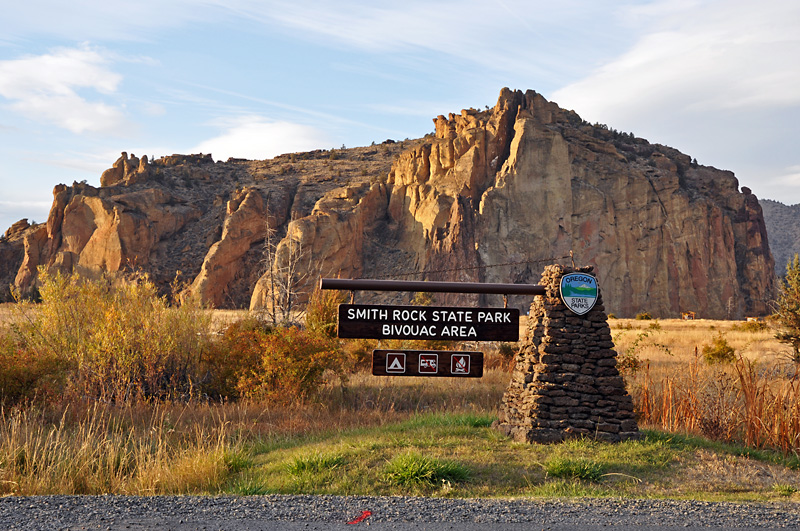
left=440, top=325, right=477, bottom=338
left=431, top=310, right=474, bottom=323
left=382, top=324, right=438, bottom=336
left=347, top=307, right=389, bottom=320
left=477, top=311, right=511, bottom=323
left=392, top=309, right=428, bottom=321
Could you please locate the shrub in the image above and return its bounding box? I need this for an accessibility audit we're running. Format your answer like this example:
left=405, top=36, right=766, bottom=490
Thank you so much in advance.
left=732, top=320, right=769, bottom=333
left=305, top=286, right=346, bottom=338
left=635, top=312, right=652, bottom=320
left=235, top=326, right=341, bottom=402
left=702, top=333, right=736, bottom=364
left=8, top=268, right=216, bottom=402
left=497, top=342, right=516, bottom=361
left=412, top=292, right=434, bottom=306
left=774, top=254, right=800, bottom=362
left=0, top=331, right=69, bottom=404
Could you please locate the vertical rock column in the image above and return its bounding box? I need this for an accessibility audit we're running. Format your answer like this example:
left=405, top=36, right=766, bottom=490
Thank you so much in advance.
left=494, top=264, right=641, bottom=443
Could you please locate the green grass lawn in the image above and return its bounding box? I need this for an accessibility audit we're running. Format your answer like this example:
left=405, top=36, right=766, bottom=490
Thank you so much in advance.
left=223, top=412, right=800, bottom=502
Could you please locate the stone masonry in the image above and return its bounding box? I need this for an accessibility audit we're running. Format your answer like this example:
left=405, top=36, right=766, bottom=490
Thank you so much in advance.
left=494, top=264, right=641, bottom=443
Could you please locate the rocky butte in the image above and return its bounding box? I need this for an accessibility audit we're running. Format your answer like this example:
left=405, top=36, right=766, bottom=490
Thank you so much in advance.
left=0, top=89, right=775, bottom=318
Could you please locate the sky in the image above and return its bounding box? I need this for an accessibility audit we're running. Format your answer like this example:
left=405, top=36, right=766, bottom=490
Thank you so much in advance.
left=1, top=0, right=799, bottom=232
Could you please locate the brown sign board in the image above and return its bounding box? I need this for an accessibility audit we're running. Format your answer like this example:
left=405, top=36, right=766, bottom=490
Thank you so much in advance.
left=338, top=304, right=519, bottom=341
left=372, top=350, right=484, bottom=378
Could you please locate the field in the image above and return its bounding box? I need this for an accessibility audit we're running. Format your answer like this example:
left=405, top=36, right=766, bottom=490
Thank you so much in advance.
left=0, top=288, right=798, bottom=500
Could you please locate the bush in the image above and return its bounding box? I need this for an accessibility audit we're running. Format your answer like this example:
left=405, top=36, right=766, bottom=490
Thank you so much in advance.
left=635, top=312, right=652, bottom=320
left=732, top=320, right=769, bottom=333
left=702, top=333, right=736, bottom=364
left=6, top=268, right=216, bottom=402
left=0, top=331, right=69, bottom=404
left=305, top=286, right=346, bottom=338
left=235, top=326, right=342, bottom=402
left=774, top=254, right=800, bottom=362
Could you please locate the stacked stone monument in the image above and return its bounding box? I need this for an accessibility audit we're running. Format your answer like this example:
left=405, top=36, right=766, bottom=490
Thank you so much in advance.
left=494, top=264, right=641, bottom=443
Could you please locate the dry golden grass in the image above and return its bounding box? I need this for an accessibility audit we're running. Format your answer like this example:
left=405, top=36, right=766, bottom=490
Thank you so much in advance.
left=610, top=319, right=800, bottom=457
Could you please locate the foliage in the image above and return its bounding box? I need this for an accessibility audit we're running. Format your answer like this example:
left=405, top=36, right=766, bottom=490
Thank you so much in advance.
left=774, top=254, right=800, bottom=363
left=732, top=320, right=770, bottom=333
left=383, top=452, right=470, bottom=487
left=543, top=456, right=606, bottom=481
left=286, top=452, right=345, bottom=476
left=305, top=286, right=346, bottom=338
left=497, top=342, right=517, bottom=362
left=702, top=333, right=736, bottom=364
left=635, top=312, right=652, bottom=320
left=235, top=326, right=342, bottom=402
left=412, top=291, right=434, bottom=306
left=3, top=268, right=215, bottom=402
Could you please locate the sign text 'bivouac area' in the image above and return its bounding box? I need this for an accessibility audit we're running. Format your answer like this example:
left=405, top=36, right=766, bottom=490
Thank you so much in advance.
left=338, top=304, right=519, bottom=341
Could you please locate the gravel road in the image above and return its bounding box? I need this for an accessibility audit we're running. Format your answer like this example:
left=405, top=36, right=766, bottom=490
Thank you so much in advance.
left=1, top=495, right=799, bottom=530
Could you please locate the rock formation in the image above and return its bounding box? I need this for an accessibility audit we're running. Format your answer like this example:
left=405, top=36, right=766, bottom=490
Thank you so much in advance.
left=760, top=199, right=800, bottom=277
left=0, top=89, right=776, bottom=317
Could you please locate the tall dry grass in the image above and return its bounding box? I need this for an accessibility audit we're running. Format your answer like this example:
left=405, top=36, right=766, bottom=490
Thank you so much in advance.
left=615, top=319, right=800, bottom=457
left=0, top=402, right=242, bottom=495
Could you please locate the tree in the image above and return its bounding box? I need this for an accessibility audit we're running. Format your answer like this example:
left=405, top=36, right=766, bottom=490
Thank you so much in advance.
left=774, top=254, right=800, bottom=364
left=258, top=215, right=310, bottom=326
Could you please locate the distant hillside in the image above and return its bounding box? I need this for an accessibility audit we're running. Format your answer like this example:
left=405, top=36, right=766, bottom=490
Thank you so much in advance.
left=761, top=199, right=800, bottom=276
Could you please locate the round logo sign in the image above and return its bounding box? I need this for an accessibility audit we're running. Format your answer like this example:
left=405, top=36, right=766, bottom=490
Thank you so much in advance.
left=559, top=273, right=598, bottom=315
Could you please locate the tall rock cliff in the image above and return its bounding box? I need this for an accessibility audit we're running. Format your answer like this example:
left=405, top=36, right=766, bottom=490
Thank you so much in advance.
left=760, top=199, right=800, bottom=277
left=0, top=89, right=775, bottom=318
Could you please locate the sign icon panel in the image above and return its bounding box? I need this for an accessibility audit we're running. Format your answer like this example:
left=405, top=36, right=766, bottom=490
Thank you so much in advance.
left=451, top=354, right=470, bottom=375
left=386, top=352, right=406, bottom=373
left=372, top=350, right=482, bottom=377
left=419, top=353, right=438, bottom=374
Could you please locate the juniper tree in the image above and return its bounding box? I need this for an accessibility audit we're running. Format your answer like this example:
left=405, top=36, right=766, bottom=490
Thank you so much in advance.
left=774, top=254, right=800, bottom=364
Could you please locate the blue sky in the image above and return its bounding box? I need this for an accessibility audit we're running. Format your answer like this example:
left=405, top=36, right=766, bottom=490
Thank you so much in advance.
left=1, top=0, right=799, bottom=232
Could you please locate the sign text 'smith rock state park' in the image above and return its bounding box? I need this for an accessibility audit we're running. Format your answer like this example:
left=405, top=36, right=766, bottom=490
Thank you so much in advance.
left=337, top=304, right=519, bottom=341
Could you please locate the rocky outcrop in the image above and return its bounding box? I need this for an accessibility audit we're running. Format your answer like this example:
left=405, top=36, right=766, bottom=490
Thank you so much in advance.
left=760, top=199, right=800, bottom=277
left=12, top=180, right=202, bottom=296
left=191, top=186, right=291, bottom=308
left=346, top=89, right=773, bottom=317
left=100, top=152, right=152, bottom=186
left=0, top=89, right=776, bottom=317
left=250, top=181, right=389, bottom=311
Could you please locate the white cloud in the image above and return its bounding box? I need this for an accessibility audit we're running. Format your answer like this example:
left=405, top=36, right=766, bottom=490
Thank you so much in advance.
left=551, top=0, right=800, bottom=122
left=192, top=116, right=331, bottom=161
left=0, top=45, right=130, bottom=134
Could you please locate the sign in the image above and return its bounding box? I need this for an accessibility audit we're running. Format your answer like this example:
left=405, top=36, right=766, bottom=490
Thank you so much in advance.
left=372, top=350, right=483, bottom=378
left=386, top=352, right=406, bottom=374
left=451, top=353, right=470, bottom=374
left=559, top=273, right=598, bottom=315
left=338, top=304, right=519, bottom=341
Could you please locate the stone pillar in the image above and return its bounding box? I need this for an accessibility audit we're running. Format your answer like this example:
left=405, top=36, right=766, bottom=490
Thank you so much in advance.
left=494, top=264, right=641, bottom=443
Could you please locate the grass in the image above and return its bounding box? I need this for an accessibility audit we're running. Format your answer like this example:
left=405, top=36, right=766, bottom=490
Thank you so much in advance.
left=223, top=414, right=800, bottom=501
left=1, top=302, right=800, bottom=501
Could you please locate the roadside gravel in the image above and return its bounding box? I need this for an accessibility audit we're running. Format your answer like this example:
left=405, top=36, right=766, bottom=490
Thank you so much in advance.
left=1, top=495, right=798, bottom=530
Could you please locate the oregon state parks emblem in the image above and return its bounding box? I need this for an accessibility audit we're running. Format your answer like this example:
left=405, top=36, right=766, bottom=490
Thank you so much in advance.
left=559, top=273, right=598, bottom=315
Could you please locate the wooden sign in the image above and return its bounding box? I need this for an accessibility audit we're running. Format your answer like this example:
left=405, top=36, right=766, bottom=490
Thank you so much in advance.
left=338, top=304, right=518, bottom=341
left=372, top=350, right=483, bottom=378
